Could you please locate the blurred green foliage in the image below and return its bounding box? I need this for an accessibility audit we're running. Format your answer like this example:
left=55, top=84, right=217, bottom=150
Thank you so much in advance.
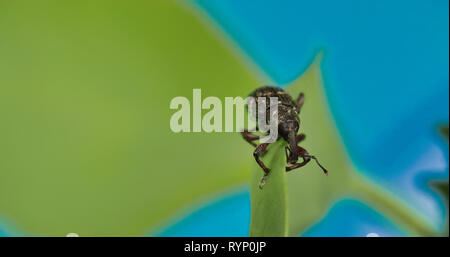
left=0, top=0, right=260, bottom=236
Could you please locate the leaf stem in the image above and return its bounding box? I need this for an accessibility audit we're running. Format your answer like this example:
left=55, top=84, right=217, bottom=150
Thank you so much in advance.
left=249, top=141, right=289, bottom=237
left=349, top=175, right=437, bottom=236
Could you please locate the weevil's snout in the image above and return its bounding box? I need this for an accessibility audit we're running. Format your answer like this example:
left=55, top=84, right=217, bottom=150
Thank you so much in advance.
left=287, top=133, right=299, bottom=164
left=287, top=147, right=299, bottom=164
left=288, top=155, right=298, bottom=164
left=279, top=120, right=300, bottom=165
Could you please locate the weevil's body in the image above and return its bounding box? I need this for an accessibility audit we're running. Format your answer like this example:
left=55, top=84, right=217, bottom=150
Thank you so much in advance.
left=248, top=86, right=300, bottom=142
left=242, top=86, right=328, bottom=189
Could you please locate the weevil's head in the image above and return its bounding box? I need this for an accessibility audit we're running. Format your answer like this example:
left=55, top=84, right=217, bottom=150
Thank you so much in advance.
left=279, top=120, right=300, bottom=164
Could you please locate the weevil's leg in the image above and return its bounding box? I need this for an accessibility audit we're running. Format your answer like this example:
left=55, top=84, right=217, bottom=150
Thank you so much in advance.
left=241, top=129, right=260, bottom=147
left=297, top=93, right=305, bottom=113
left=296, top=133, right=306, bottom=143
left=254, top=143, right=270, bottom=172
left=242, top=130, right=271, bottom=147
left=286, top=146, right=310, bottom=172
left=285, top=158, right=310, bottom=171
left=286, top=146, right=328, bottom=175
left=254, top=143, right=270, bottom=189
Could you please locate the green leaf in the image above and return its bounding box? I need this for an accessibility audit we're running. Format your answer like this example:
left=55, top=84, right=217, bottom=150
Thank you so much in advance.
left=283, top=54, right=354, bottom=236
left=282, top=53, right=437, bottom=236
left=248, top=53, right=438, bottom=237
left=249, top=141, right=289, bottom=237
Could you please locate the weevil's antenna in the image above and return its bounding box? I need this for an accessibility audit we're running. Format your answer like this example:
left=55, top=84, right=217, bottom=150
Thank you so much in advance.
left=297, top=92, right=305, bottom=113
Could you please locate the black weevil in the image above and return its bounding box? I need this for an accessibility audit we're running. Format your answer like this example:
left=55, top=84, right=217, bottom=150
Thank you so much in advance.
left=242, top=86, right=328, bottom=189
